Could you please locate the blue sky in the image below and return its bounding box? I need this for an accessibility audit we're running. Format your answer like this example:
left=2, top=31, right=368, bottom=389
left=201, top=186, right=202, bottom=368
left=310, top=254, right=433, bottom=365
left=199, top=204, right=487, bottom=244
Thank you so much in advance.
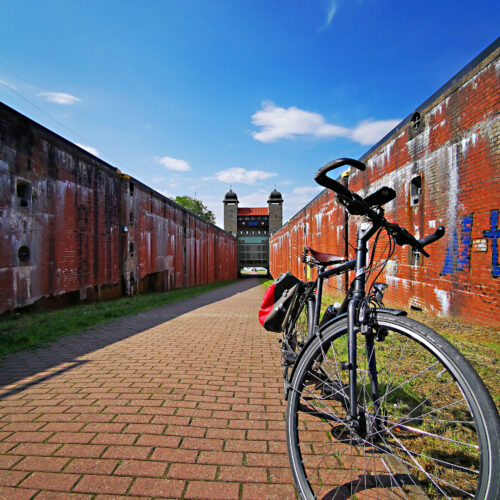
left=1, top=1, right=498, bottom=225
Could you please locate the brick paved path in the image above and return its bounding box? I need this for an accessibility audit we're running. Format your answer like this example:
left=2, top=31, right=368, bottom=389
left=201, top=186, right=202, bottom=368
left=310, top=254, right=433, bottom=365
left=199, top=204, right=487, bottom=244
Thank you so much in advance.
left=0, top=279, right=297, bottom=499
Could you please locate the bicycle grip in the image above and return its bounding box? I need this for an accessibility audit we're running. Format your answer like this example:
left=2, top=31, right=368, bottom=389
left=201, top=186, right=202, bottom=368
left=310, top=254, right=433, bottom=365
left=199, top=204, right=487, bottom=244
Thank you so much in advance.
left=418, top=226, right=445, bottom=248
left=314, top=158, right=365, bottom=198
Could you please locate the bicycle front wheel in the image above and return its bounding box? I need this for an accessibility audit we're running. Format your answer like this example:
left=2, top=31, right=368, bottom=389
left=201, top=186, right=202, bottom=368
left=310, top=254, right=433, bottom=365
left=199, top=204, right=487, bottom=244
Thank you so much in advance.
left=286, top=313, right=499, bottom=499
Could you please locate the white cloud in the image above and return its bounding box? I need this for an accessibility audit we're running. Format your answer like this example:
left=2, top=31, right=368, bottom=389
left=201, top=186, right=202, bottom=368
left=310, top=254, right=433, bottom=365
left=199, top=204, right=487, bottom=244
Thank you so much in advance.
left=251, top=101, right=399, bottom=146
left=292, top=186, right=323, bottom=197
left=156, top=156, right=191, bottom=172
left=322, top=1, right=338, bottom=30
left=350, top=119, right=400, bottom=145
left=215, top=167, right=277, bottom=185
left=76, top=143, right=99, bottom=156
left=238, top=190, right=269, bottom=206
left=282, top=186, right=323, bottom=221
left=38, top=91, right=81, bottom=105
left=252, top=101, right=349, bottom=143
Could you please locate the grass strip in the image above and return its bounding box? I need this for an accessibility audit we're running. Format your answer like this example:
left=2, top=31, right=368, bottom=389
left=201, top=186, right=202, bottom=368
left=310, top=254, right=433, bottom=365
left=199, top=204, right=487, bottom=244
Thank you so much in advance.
left=264, top=279, right=498, bottom=408
left=0, top=279, right=238, bottom=360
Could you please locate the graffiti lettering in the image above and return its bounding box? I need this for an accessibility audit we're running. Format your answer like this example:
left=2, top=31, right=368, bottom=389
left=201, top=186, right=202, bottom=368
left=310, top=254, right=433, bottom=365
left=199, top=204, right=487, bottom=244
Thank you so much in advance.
left=483, top=210, right=500, bottom=277
left=441, top=214, right=473, bottom=274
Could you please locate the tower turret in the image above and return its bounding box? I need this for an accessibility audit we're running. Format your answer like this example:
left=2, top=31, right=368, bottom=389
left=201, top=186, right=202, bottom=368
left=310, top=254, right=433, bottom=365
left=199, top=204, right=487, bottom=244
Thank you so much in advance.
left=267, top=187, right=283, bottom=235
left=223, top=188, right=238, bottom=235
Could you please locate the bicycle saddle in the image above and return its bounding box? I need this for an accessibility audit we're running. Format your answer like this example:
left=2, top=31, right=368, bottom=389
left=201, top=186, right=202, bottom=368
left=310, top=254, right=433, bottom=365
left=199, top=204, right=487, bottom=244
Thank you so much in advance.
left=305, top=246, right=346, bottom=265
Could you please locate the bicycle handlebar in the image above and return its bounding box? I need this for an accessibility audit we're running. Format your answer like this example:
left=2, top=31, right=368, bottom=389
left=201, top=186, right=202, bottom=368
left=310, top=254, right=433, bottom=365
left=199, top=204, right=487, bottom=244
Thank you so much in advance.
left=314, top=158, right=446, bottom=257
left=314, top=158, right=366, bottom=200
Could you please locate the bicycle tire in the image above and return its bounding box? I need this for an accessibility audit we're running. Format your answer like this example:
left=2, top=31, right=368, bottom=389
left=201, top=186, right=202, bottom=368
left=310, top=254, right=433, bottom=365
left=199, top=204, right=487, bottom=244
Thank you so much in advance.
left=286, top=312, right=500, bottom=499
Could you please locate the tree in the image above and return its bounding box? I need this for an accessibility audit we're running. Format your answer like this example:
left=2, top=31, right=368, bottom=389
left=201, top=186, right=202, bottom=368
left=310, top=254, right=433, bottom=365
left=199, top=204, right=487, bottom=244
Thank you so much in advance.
left=173, top=195, right=216, bottom=224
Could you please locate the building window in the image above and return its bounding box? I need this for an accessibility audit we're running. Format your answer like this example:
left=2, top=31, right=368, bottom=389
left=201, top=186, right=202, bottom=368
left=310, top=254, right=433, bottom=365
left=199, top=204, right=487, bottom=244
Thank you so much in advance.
left=129, top=182, right=134, bottom=196
left=410, top=176, right=422, bottom=206
left=129, top=242, right=135, bottom=257
left=129, top=211, right=134, bottom=226
left=18, top=245, right=30, bottom=263
left=16, top=181, right=31, bottom=207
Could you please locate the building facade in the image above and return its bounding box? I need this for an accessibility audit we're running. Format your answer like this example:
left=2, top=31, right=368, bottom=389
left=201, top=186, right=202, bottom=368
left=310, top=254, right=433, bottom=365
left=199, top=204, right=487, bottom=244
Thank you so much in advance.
left=223, top=188, right=283, bottom=272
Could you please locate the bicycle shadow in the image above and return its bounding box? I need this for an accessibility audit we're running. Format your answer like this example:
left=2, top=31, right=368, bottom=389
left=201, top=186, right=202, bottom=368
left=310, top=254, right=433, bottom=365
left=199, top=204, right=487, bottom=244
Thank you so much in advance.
left=0, top=279, right=263, bottom=399
left=320, top=473, right=420, bottom=499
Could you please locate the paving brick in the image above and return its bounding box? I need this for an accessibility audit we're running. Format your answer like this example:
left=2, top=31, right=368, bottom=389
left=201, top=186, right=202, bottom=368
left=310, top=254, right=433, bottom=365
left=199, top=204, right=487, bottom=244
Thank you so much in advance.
left=63, top=458, right=119, bottom=475
left=114, top=459, right=166, bottom=477
left=14, top=456, right=70, bottom=472
left=150, top=447, right=198, bottom=463
left=167, top=463, right=216, bottom=480
left=8, top=443, right=60, bottom=456
left=91, top=432, right=137, bottom=445
left=54, top=444, right=106, bottom=458
left=19, top=471, right=80, bottom=491
left=128, top=477, right=185, bottom=497
left=34, top=492, right=92, bottom=500
left=123, top=423, right=165, bottom=434
left=181, top=437, right=223, bottom=451
left=48, top=432, right=95, bottom=444
left=242, top=483, right=296, bottom=499
left=219, top=465, right=268, bottom=483
left=102, top=445, right=151, bottom=460
left=0, top=470, right=29, bottom=487
left=135, top=434, right=180, bottom=448
left=0, top=486, right=38, bottom=499
left=224, top=440, right=267, bottom=453
left=82, top=422, right=125, bottom=433
left=0, top=454, right=23, bottom=468
left=73, top=474, right=133, bottom=494
left=3, top=431, right=53, bottom=443
left=197, top=451, right=243, bottom=466
left=184, top=480, right=240, bottom=499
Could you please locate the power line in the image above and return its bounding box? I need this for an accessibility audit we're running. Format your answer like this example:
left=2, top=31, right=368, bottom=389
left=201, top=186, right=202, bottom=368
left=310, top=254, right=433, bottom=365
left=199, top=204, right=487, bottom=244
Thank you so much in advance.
left=0, top=61, right=135, bottom=171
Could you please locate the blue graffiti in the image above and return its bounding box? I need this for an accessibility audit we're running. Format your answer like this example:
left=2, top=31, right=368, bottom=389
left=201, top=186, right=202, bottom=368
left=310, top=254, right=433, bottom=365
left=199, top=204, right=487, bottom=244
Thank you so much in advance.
left=441, top=230, right=458, bottom=275
left=442, top=214, right=473, bottom=275
left=457, top=214, right=473, bottom=271
left=483, top=210, right=500, bottom=277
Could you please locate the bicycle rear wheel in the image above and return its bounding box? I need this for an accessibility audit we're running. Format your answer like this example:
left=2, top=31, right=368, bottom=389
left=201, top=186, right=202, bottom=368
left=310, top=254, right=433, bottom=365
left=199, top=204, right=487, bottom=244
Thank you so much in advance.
left=286, top=313, right=499, bottom=499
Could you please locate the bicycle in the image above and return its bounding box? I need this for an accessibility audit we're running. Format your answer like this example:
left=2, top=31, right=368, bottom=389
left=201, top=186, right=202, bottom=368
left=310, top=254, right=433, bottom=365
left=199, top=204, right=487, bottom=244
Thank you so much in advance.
left=280, top=158, right=499, bottom=499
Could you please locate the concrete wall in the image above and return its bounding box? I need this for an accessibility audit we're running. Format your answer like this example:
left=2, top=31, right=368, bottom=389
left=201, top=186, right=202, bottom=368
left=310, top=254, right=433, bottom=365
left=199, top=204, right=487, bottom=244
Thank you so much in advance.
left=270, top=39, right=499, bottom=325
left=0, top=103, right=237, bottom=314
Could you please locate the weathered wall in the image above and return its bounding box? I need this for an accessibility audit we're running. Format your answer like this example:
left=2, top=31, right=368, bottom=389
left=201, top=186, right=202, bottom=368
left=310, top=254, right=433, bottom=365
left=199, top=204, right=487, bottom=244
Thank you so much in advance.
left=0, top=103, right=237, bottom=314
left=270, top=39, right=499, bottom=325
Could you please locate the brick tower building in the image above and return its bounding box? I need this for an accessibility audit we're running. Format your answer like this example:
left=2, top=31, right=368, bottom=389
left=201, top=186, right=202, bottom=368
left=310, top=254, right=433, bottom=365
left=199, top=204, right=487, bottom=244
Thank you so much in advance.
left=223, top=188, right=283, bottom=272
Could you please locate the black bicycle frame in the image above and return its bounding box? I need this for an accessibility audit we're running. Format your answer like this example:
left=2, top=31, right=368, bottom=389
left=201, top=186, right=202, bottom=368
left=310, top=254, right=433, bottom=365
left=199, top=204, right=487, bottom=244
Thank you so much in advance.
left=312, top=222, right=381, bottom=423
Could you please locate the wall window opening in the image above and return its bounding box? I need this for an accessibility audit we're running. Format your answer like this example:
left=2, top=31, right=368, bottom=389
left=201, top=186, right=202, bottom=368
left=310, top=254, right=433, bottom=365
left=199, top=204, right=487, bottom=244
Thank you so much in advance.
left=129, top=182, right=134, bottom=196
left=17, top=181, right=31, bottom=207
left=129, top=242, right=135, bottom=257
left=18, top=245, right=30, bottom=263
left=411, top=112, right=421, bottom=130
left=129, top=212, right=134, bottom=227
left=411, top=176, right=422, bottom=206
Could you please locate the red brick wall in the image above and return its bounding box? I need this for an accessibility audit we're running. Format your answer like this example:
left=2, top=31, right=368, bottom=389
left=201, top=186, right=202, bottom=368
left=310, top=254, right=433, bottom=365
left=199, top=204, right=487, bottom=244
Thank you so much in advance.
left=0, top=103, right=237, bottom=314
left=270, top=42, right=499, bottom=325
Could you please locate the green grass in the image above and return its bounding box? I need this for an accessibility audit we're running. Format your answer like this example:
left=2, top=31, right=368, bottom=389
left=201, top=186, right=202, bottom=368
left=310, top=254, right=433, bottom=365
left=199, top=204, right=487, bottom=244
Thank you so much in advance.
left=261, top=278, right=274, bottom=288
left=292, top=285, right=499, bottom=408
left=0, top=280, right=238, bottom=360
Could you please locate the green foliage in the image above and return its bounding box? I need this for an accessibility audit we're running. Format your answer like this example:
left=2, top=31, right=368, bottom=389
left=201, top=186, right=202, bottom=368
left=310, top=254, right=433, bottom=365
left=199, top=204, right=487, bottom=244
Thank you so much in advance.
left=0, top=280, right=237, bottom=359
left=173, top=195, right=216, bottom=224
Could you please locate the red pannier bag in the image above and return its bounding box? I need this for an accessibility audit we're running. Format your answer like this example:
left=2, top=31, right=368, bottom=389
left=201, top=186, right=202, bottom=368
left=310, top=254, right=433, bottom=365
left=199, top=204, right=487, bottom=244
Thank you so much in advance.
left=259, top=273, right=301, bottom=332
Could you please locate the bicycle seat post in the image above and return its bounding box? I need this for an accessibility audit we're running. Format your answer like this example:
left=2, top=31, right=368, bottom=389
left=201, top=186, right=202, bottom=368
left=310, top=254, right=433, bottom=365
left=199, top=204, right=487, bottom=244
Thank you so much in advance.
left=313, top=266, right=324, bottom=332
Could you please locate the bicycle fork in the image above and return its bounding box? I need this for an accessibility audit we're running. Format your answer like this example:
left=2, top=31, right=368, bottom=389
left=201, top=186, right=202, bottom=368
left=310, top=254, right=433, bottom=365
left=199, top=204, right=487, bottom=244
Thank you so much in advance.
left=347, top=223, right=381, bottom=431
